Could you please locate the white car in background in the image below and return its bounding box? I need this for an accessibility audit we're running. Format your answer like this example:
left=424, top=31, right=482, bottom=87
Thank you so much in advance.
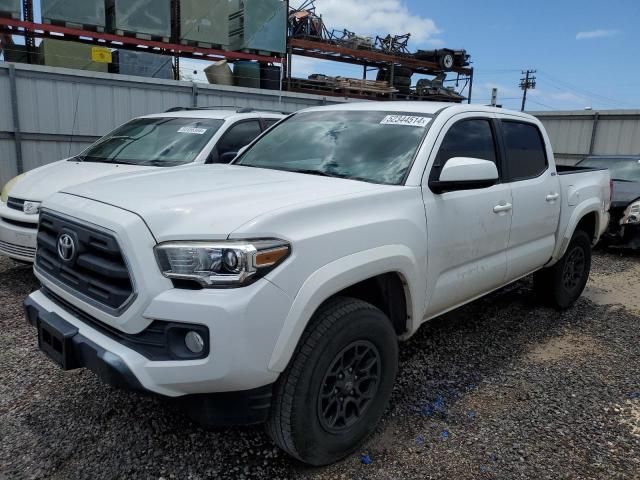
left=0, top=108, right=284, bottom=262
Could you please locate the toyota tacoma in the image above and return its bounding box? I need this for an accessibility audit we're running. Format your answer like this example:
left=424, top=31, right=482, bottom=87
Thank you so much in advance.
left=24, top=102, right=610, bottom=465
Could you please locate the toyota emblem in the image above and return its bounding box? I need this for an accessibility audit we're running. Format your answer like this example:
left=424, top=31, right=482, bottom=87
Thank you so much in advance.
left=57, top=234, right=76, bottom=262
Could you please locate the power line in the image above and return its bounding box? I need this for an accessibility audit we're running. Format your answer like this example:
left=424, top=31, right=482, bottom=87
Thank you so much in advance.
left=526, top=98, right=558, bottom=110
left=537, top=70, right=633, bottom=108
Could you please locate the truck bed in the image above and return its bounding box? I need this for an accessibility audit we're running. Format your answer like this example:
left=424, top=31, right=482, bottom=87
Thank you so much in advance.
left=551, top=165, right=610, bottom=261
left=557, top=164, right=608, bottom=175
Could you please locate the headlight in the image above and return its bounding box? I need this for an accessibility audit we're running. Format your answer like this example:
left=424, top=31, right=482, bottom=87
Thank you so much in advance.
left=621, top=200, right=640, bottom=225
left=0, top=173, right=25, bottom=203
left=154, top=239, right=290, bottom=288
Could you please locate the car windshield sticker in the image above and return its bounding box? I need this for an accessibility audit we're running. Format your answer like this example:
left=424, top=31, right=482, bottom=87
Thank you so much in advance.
left=178, top=127, right=208, bottom=134
left=380, top=115, right=431, bottom=128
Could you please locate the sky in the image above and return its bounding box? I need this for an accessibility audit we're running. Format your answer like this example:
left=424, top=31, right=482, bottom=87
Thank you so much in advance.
left=276, top=0, right=640, bottom=111
left=15, top=0, right=640, bottom=111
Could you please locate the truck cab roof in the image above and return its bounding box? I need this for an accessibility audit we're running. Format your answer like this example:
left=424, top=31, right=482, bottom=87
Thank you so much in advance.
left=300, top=101, right=539, bottom=122
left=141, top=109, right=287, bottom=122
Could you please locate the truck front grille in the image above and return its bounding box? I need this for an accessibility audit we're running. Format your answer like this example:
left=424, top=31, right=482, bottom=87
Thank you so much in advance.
left=35, top=211, right=135, bottom=314
left=7, top=197, right=25, bottom=211
left=0, top=240, right=36, bottom=259
left=1, top=217, right=38, bottom=229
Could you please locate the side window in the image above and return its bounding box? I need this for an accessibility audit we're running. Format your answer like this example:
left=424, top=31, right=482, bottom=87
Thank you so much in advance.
left=262, top=118, right=280, bottom=130
left=217, top=120, right=262, bottom=157
left=501, top=121, right=548, bottom=181
left=430, top=119, right=498, bottom=181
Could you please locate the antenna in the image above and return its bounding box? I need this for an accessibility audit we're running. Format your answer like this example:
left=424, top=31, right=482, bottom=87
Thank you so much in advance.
left=68, top=86, right=80, bottom=158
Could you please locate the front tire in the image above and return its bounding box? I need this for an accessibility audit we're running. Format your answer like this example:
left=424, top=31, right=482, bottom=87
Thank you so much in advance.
left=267, top=297, right=398, bottom=466
left=534, top=229, right=592, bottom=309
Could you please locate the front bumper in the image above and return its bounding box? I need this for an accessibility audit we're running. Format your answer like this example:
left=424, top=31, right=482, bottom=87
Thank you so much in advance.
left=604, top=207, right=640, bottom=249
left=25, top=282, right=291, bottom=397
left=605, top=223, right=640, bottom=249
left=24, top=292, right=277, bottom=425
left=0, top=202, right=37, bottom=261
left=24, top=295, right=144, bottom=390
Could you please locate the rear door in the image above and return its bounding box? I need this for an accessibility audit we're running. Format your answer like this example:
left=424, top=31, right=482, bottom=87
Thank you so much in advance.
left=499, top=117, right=561, bottom=279
left=423, top=114, right=513, bottom=317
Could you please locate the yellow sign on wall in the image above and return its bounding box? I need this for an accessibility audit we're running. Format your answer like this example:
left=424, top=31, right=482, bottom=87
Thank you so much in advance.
left=91, top=47, right=112, bottom=64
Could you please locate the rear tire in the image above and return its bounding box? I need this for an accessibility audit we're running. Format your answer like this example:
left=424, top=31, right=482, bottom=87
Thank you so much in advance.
left=439, top=52, right=454, bottom=69
left=393, top=67, right=413, bottom=77
left=267, top=297, right=398, bottom=466
left=534, top=229, right=592, bottom=309
left=392, top=76, right=412, bottom=87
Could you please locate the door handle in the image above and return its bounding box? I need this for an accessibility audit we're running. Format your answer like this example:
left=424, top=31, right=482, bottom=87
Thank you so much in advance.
left=493, top=203, right=513, bottom=213
left=546, top=193, right=560, bottom=202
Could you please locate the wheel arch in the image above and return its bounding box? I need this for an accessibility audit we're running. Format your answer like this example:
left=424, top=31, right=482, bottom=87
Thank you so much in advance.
left=551, top=201, right=602, bottom=263
left=267, top=245, right=422, bottom=372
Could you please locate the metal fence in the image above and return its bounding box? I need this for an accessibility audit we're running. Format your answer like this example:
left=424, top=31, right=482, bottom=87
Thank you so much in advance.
left=532, top=110, right=640, bottom=165
left=0, top=62, right=347, bottom=186
left=5, top=64, right=639, bottom=186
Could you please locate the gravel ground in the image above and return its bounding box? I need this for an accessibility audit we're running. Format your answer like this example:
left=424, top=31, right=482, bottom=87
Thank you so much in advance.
left=1, top=250, right=639, bottom=480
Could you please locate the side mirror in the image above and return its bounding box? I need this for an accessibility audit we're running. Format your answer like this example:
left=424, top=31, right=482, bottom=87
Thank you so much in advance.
left=429, top=157, right=499, bottom=193
left=218, top=151, right=239, bottom=164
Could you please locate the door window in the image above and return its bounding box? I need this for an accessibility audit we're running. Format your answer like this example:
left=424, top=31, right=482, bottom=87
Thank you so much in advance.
left=501, top=121, right=547, bottom=181
left=430, top=118, right=498, bottom=182
left=217, top=120, right=262, bottom=158
left=262, top=118, right=281, bottom=130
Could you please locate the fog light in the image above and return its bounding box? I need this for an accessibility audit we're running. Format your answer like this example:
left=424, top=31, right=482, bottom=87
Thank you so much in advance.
left=185, top=331, right=205, bottom=354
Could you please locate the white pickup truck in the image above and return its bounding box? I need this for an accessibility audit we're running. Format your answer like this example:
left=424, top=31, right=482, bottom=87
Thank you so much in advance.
left=0, top=108, right=283, bottom=262
left=24, top=102, right=610, bottom=465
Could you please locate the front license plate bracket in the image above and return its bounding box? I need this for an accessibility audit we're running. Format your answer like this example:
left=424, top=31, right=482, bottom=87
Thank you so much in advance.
left=37, top=312, right=79, bottom=370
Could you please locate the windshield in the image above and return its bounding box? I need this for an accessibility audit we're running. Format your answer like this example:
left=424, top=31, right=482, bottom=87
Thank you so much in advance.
left=578, top=157, right=640, bottom=182
left=75, top=117, right=224, bottom=167
left=235, top=110, right=432, bottom=185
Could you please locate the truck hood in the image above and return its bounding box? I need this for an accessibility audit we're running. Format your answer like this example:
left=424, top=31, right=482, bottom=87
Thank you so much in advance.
left=611, top=180, right=640, bottom=208
left=9, top=159, right=151, bottom=202
left=60, top=165, right=386, bottom=241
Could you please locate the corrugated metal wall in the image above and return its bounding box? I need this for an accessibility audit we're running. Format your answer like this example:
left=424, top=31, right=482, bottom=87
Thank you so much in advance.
left=6, top=63, right=637, bottom=185
left=0, top=62, right=346, bottom=186
left=533, top=110, right=640, bottom=165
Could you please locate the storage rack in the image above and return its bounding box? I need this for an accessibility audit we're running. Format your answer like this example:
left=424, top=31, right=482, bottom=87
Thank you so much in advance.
left=285, top=38, right=474, bottom=103
left=0, top=0, right=284, bottom=81
left=1, top=0, right=473, bottom=102
left=0, top=17, right=283, bottom=64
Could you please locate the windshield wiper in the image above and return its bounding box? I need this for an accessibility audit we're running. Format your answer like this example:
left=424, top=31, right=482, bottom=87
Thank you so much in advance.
left=140, top=159, right=185, bottom=167
left=286, top=168, right=346, bottom=179
left=109, top=135, right=135, bottom=140
left=239, top=165, right=376, bottom=183
left=80, top=158, right=141, bottom=166
left=289, top=169, right=378, bottom=183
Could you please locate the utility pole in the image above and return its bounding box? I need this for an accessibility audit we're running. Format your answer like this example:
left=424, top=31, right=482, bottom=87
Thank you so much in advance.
left=490, top=88, right=498, bottom=106
left=519, top=69, right=536, bottom=111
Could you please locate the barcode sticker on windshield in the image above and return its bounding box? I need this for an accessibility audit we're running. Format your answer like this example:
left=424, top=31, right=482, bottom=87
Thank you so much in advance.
left=380, top=115, right=431, bottom=128
left=178, top=127, right=208, bottom=135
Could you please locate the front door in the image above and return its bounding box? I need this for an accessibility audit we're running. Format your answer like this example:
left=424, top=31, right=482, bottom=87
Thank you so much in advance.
left=423, top=115, right=513, bottom=318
